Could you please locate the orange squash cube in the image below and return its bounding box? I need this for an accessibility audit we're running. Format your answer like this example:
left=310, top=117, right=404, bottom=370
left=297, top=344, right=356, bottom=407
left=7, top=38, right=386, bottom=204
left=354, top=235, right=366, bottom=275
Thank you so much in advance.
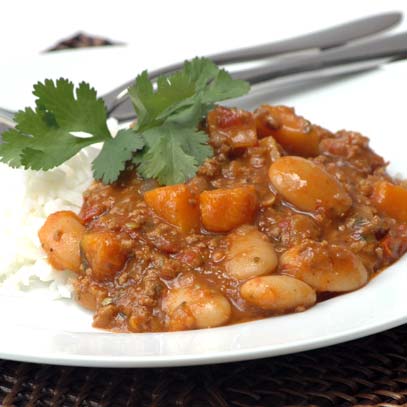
left=144, top=184, right=200, bottom=232
left=254, top=105, right=321, bottom=157
left=372, top=181, right=407, bottom=222
left=200, top=186, right=258, bottom=232
left=81, top=232, right=128, bottom=281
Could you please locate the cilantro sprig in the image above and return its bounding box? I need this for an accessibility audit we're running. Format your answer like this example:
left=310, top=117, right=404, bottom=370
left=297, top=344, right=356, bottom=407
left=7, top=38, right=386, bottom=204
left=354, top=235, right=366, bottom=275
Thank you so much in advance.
left=0, top=58, right=250, bottom=185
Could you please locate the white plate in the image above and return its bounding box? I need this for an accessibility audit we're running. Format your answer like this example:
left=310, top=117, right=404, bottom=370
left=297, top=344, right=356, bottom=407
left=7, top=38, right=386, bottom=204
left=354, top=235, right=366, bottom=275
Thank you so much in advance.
left=0, top=48, right=406, bottom=367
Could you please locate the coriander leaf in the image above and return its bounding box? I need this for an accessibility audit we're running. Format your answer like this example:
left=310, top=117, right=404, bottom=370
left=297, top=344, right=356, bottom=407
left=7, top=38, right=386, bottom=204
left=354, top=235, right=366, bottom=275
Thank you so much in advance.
left=127, top=57, right=250, bottom=132
left=152, top=58, right=222, bottom=122
left=138, top=137, right=197, bottom=186
left=0, top=107, right=55, bottom=167
left=127, top=71, right=154, bottom=128
left=14, top=107, right=56, bottom=136
left=0, top=107, right=94, bottom=170
left=0, top=79, right=112, bottom=172
left=20, top=133, right=94, bottom=171
left=33, top=79, right=111, bottom=140
left=178, top=129, right=213, bottom=166
left=92, top=128, right=145, bottom=184
left=183, top=57, right=219, bottom=90
left=164, top=100, right=207, bottom=127
left=0, top=58, right=251, bottom=187
left=201, top=69, right=250, bottom=104
left=0, top=128, right=93, bottom=171
left=127, top=57, right=250, bottom=185
left=128, top=69, right=195, bottom=131
left=137, top=124, right=212, bottom=185
left=0, top=128, right=32, bottom=168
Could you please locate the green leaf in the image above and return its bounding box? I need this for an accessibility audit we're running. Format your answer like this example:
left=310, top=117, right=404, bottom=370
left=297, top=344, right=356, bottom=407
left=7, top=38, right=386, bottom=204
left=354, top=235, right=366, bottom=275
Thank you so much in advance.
left=183, top=57, right=219, bottom=90
left=127, top=57, right=250, bottom=185
left=0, top=79, right=112, bottom=172
left=20, top=135, right=93, bottom=171
left=128, top=69, right=196, bottom=131
left=176, top=129, right=212, bottom=166
left=0, top=58, right=251, bottom=186
left=14, top=107, right=56, bottom=136
left=201, top=69, right=251, bottom=104
left=0, top=128, right=32, bottom=168
left=0, top=108, right=94, bottom=170
left=92, top=128, right=145, bottom=184
left=137, top=124, right=212, bottom=185
left=128, top=57, right=250, bottom=133
left=33, top=79, right=111, bottom=139
left=164, top=100, right=207, bottom=127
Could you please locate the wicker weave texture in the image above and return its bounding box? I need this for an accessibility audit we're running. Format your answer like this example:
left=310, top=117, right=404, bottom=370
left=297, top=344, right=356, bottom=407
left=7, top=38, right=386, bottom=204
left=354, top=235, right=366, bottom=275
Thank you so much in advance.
left=1, top=325, right=406, bottom=407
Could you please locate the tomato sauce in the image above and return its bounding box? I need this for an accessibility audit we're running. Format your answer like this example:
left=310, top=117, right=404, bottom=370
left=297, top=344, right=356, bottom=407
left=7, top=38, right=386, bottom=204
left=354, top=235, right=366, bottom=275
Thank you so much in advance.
left=39, top=105, right=407, bottom=332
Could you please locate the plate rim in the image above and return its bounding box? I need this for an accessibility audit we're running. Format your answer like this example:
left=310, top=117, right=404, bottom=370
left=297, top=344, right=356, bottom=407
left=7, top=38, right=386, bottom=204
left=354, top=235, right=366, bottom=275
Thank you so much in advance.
left=0, top=307, right=405, bottom=367
left=1, top=51, right=407, bottom=368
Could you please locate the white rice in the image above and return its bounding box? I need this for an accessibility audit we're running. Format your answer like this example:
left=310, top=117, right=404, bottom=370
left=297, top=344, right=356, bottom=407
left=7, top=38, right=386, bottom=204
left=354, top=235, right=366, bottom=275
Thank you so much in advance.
left=0, top=120, right=118, bottom=298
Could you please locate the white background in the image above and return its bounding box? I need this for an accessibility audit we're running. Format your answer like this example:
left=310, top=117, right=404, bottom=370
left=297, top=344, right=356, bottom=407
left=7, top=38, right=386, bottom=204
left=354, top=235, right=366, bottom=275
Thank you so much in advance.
left=0, top=0, right=406, bottom=111
left=1, top=0, right=406, bottom=58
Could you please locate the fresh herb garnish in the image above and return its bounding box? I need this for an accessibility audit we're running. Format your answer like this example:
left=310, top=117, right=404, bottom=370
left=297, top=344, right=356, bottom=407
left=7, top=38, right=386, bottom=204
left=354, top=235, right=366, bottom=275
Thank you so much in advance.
left=0, top=57, right=250, bottom=185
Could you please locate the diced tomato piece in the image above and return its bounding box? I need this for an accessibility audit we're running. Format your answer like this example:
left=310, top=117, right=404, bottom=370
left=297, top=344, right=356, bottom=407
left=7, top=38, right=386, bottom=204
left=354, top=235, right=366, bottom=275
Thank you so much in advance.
left=80, top=204, right=107, bottom=224
left=207, top=106, right=257, bottom=149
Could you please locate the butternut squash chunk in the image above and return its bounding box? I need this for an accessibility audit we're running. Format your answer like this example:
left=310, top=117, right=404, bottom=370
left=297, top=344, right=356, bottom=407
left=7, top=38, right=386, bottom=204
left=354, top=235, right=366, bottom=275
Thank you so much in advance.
left=81, top=232, right=128, bottom=281
left=254, top=105, right=321, bottom=157
left=200, top=186, right=258, bottom=232
left=144, top=184, right=200, bottom=232
left=372, top=181, right=407, bottom=222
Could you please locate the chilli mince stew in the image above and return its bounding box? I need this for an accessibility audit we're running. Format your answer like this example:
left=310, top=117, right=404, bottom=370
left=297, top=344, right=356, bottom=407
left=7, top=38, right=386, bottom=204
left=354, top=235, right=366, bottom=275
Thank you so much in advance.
left=1, top=58, right=406, bottom=332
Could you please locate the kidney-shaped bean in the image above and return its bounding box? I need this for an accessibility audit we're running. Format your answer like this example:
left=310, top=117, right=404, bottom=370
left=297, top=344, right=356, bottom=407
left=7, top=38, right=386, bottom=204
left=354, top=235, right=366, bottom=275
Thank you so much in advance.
left=240, top=275, right=316, bottom=312
left=280, top=240, right=368, bottom=292
left=163, top=286, right=232, bottom=330
left=269, top=156, right=352, bottom=216
left=224, top=225, right=278, bottom=280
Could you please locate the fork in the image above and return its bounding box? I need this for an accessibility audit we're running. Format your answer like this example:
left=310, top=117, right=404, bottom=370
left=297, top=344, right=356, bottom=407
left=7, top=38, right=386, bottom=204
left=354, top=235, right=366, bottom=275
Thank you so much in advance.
left=103, top=12, right=402, bottom=114
left=106, top=31, right=407, bottom=122
left=0, top=12, right=403, bottom=128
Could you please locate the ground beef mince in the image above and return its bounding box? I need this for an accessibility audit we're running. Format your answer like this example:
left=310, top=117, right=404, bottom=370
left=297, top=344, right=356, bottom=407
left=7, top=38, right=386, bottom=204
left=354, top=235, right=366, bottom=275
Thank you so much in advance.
left=38, top=105, right=407, bottom=332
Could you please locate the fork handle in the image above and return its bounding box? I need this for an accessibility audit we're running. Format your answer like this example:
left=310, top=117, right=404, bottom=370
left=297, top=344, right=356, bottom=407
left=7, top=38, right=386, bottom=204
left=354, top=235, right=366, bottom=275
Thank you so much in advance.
left=0, top=107, right=15, bottom=128
left=210, top=12, right=402, bottom=63
left=104, top=12, right=402, bottom=112
left=109, top=32, right=406, bottom=122
left=234, top=32, right=407, bottom=83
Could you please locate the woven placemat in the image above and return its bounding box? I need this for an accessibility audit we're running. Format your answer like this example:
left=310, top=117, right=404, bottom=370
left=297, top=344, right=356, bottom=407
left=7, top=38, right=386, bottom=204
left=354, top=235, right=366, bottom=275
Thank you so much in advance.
left=1, top=34, right=406, bottom=407
left=0, top=324, right=406, bottom=407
